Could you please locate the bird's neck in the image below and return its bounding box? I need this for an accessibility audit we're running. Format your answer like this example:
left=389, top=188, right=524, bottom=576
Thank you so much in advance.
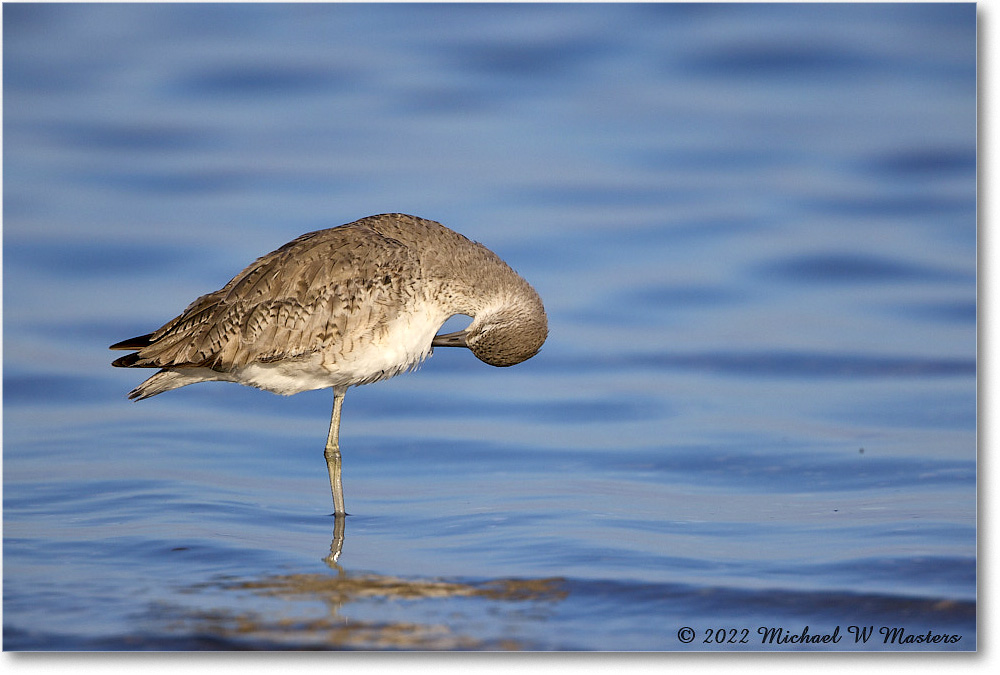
left=426, top=243, right=540, bottom=320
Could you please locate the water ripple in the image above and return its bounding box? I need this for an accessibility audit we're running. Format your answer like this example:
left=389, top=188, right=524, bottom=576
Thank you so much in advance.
left=759, top=252, right=970, bottom=284
left=548, top=351, right=975, bottom=379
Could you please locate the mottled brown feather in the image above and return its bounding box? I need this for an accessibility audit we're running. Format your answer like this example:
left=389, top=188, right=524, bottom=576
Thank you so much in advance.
left=118, top=223, right=420, bottom=372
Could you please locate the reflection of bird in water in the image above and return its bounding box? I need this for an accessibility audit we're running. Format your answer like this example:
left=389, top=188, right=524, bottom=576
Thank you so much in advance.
left=110, top=213, right=548, bottom=516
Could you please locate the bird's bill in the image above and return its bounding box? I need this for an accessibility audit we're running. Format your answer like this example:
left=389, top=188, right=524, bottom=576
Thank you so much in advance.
left=432, top=330, right=469, bottom=348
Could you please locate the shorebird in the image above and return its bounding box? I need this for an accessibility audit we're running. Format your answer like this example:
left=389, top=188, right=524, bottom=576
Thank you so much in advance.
left=110, top=213, right=547, bottom=515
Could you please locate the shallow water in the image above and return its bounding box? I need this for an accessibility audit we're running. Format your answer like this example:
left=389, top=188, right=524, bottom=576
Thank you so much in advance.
left=3, top=3, right=976, bottom=651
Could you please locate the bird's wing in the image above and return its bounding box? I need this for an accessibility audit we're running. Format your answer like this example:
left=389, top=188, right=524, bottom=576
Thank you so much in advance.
left=122, top=224, right=422, bottom=371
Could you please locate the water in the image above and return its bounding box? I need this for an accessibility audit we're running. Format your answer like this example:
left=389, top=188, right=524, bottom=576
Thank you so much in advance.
left=2, top=3, right=976, bottom=651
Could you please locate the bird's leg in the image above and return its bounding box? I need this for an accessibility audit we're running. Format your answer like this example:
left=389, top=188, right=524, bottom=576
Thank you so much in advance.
left=325, top=389, right=347, bottom=516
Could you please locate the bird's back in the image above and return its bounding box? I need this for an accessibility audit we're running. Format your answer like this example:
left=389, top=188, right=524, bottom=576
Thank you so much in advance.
left=114, top=219, right=425, bottom=374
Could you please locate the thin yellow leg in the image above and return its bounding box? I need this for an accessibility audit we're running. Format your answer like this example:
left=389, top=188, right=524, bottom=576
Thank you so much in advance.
left=324, top=389, right=347, bottom=516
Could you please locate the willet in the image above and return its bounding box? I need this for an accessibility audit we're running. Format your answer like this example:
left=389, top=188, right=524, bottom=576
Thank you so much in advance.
left=110, top=213, right=548, bottom=516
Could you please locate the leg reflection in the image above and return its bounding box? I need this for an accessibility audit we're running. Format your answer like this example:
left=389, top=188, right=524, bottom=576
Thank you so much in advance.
left=325, top=513, right=347, bottom=568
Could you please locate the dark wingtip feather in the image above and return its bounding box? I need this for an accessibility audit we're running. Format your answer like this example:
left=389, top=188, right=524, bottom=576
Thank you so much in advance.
left=110, top=334, right=154, bottom=350
left=112, top=353, right=142, bottom=368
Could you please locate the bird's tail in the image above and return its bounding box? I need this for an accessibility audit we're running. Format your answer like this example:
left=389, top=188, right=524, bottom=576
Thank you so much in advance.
left=128, top=369, right=202, bottom=400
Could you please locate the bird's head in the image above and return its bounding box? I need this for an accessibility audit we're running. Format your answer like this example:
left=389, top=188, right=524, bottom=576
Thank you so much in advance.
left=432, top=296, right=548, bottom=367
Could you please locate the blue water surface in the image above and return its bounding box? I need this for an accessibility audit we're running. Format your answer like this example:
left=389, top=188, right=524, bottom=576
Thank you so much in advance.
left=3, top=2, right=976, bottom=651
